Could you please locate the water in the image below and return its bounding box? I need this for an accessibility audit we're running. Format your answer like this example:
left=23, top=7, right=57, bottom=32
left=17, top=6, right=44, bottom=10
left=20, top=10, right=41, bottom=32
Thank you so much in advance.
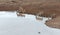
left=0, top=11, right=60, bottom=35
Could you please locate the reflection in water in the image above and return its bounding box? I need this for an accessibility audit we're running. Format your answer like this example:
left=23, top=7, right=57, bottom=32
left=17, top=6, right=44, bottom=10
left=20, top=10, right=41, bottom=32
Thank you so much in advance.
left=0, top=11, right=60, bottom=35
left=36, top=16, right=43, bottom=20
left=16, top=11, right=44, bottom=21
left=16, top=12, right=25, bottom=17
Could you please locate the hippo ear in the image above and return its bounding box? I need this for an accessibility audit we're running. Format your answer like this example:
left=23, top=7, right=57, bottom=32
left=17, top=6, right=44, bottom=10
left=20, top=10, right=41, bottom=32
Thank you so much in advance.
left=45, top=16, right=60, bottom=29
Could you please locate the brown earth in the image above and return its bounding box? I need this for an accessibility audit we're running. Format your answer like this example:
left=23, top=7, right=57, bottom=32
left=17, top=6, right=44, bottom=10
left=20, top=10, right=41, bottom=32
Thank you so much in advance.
left=45, top=16, right=60, bottom=29
left=0, top=0, right=60, bottom=18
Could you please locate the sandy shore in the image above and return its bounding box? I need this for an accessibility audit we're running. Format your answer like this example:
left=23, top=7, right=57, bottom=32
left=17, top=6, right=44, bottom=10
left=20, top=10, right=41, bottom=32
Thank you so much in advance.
left=45, top=16, right=60, bottom=29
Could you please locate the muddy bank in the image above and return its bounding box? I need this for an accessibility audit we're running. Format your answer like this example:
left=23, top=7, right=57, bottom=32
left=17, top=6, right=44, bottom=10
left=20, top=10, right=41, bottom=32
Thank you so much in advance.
left=0, top=0, right=60, bottom=18
left=45, top=16, right=60, bottom=29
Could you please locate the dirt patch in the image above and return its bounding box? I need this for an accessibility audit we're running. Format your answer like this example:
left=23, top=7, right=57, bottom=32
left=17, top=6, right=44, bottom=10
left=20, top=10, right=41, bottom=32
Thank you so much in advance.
left=45, top=16, right=60, bottom=29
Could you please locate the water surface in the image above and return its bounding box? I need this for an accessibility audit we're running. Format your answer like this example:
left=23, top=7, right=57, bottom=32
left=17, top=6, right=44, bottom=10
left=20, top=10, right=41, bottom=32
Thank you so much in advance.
left=0, top=11, right=60, bottom=35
